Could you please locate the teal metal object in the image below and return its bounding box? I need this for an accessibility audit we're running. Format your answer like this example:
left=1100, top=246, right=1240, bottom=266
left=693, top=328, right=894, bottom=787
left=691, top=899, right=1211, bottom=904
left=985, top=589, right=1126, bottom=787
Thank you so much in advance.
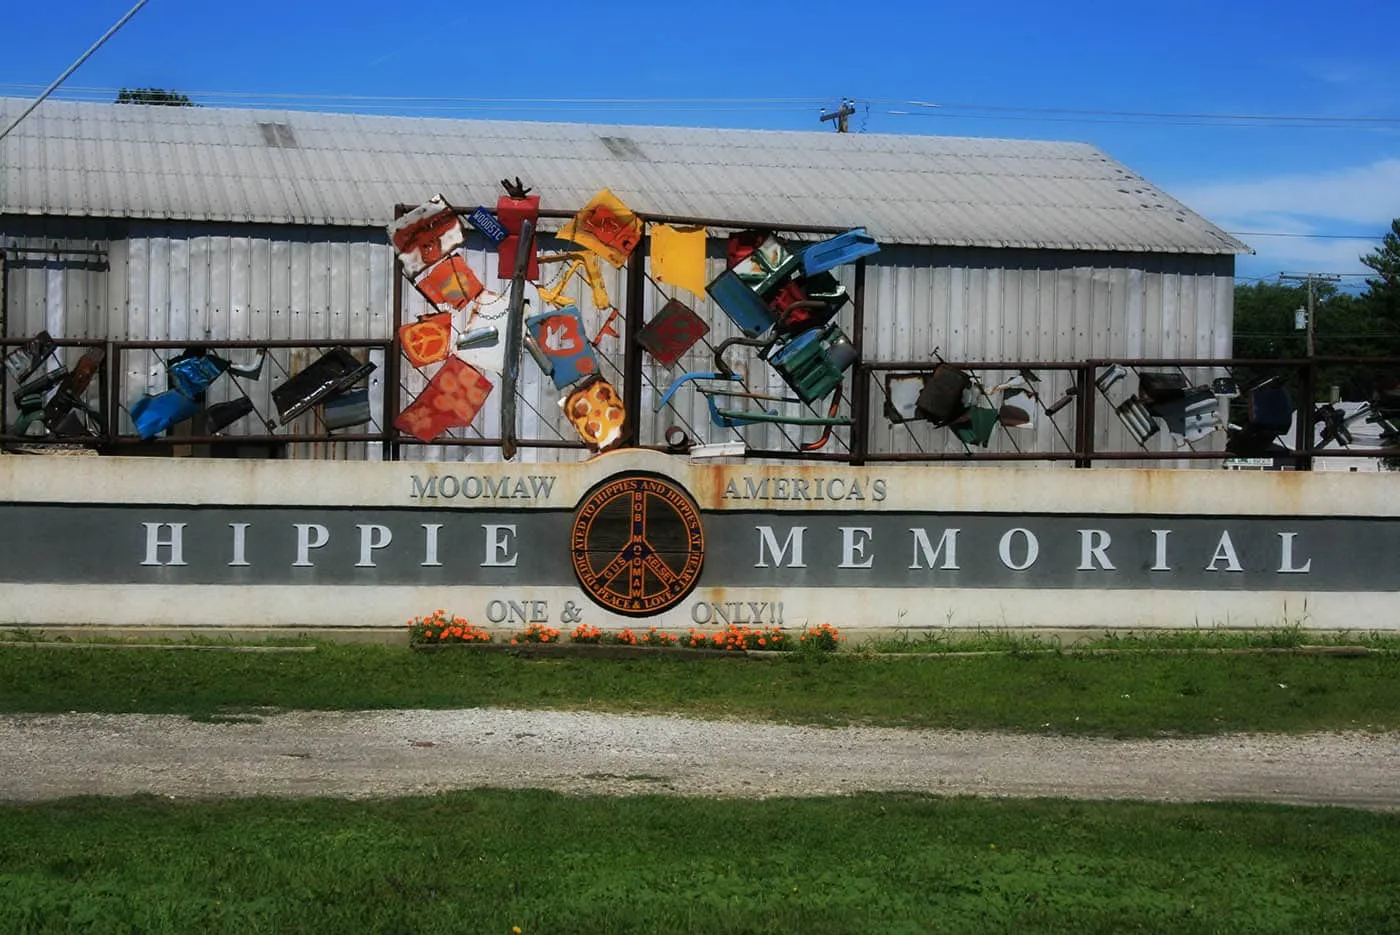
left=655, top=370, right=848, bottom=429
left=952, top=406, right=999, bottom=448
left=706, top=269, right=777, bottom=337
left=766, top=324, right=857, bottom=404
left=655, top=371, right=772, bottom=428
left=712, top=408, right=851, bottom=427
left=800, top=228, right=880, bottom=275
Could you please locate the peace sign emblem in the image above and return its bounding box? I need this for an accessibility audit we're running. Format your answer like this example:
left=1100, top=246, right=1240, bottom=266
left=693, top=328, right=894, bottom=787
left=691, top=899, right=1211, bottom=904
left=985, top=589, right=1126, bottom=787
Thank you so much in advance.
left=570, top=473, right=705, bottom=616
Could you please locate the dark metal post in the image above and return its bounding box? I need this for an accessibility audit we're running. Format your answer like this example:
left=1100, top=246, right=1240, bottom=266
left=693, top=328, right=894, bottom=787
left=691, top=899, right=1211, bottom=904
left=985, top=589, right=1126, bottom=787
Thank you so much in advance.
left=499, top=218, right=536, bottom=462
left=1298, top=358, right=1316, bottom=471
left=622, top=228, right=647, bottom=448
left=1074, top=363, right=1094, bottom=468
left=386, top=205, right=406, bottom=462
left=101, top=340, right=115, bottom=450
left=849, top=257, right=868, bottom=465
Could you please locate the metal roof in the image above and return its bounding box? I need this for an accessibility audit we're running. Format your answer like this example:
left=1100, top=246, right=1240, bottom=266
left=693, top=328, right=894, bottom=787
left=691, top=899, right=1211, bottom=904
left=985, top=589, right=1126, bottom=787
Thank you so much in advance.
left=0, top=97, right=1249, bottom=254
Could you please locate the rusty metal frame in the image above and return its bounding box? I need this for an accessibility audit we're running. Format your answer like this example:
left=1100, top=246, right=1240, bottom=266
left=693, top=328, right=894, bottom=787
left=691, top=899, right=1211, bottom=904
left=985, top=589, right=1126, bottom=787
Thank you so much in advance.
left=855, top=356, right=1400, bottom=467
left=0, top=337, right=112, bottom=451
left=81, top=339, right=394, bottom=450
left=387, top=203, right=867, bottom=461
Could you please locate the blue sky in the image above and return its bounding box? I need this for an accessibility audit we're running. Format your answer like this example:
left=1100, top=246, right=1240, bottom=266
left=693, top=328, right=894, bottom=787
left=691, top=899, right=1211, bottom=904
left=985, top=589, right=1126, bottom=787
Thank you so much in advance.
left=3, top=0, right=1398, bottom=284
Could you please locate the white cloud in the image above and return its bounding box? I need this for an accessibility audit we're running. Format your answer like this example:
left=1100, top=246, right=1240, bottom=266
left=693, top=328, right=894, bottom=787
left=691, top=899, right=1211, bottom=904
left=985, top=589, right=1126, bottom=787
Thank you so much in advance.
left=1173, top=158, right=1398, bottom=278
left=1235, top=238, right=1376, bottom=282
left=1175, top=158, right=1400, bottom=228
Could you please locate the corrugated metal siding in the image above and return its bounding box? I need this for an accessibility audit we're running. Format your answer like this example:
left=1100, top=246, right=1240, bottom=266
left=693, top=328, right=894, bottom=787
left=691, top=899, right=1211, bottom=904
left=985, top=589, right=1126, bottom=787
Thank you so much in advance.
left=857, top=248, right=1234, bottom=464
left=2, top=216, right=391, bottom=460
left=4, top=217, right=1234, bottom=465
left=0, top=97, right=1249, bottom=256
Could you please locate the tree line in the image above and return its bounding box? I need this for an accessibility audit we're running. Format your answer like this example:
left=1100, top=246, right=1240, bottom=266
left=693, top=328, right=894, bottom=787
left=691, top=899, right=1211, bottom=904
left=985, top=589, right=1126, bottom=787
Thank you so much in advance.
left=1234, top=220, right=1400, bottom=401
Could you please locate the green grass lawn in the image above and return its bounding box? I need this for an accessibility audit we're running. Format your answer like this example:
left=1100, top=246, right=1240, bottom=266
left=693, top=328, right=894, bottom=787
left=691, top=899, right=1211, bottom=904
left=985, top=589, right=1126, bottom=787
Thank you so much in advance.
left=1, top=791, right=1395, bottom=934
left=3, top=641, right=1399, bottom=736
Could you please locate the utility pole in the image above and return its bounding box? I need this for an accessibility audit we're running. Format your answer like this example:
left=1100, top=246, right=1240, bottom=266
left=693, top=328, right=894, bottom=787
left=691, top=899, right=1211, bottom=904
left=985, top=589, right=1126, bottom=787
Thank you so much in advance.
left=1280, top=272, right=1341, bottom=473
left=820, top=99, right=856, bottom=133
left=1281, top=272, right=1341, bottom=358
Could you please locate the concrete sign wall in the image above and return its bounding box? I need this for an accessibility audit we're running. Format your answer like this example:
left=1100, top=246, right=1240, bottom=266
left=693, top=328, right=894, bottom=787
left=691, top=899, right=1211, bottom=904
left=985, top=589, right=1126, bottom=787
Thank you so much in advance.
left=1, top=451, right=1396, bottom=631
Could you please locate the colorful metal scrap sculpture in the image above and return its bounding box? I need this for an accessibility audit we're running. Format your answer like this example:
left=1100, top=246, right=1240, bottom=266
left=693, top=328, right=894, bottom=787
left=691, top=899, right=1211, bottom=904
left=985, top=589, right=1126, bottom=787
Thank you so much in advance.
left=525, top=304, right=599, bottom=390
left=394, top=356, right=493, bottom=444
left=129, top=347, right=270, bottom=440
left=496, top=177, right=540, bottom=281
left=557, top=189, right=643, bottom=268
left=387, top=195, right=465, bottom=278
left=562, top=375, right=626, bottom=451
left=638, top=298, right=709, bottom=368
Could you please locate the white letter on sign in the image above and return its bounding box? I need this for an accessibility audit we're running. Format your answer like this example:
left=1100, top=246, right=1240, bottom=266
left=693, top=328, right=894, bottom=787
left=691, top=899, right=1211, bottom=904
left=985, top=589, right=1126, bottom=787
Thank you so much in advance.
left=141, top=522, right=187, bottom=566
left=909, top=528, right=959, bottom=570
left=998, top=528, right=1039, bottom=571
left=483, top=525, right=518, bottom=567
left=1205, top=531, right=1243, bottom=572
left=1277, top=532, right=1312, bottom=573
left=1077, top=529, right=1115, bottom=571
left=755, top=526, right=807, bottom=568
left=293, top=524, right=329, bottom=567
left=356, top=524, right=393, bottom=567
left=839, top=527, right=875, bottom=569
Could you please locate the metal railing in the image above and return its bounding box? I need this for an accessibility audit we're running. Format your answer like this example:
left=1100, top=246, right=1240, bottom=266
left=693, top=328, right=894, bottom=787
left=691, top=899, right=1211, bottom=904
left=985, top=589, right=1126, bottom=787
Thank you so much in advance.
left=7, top=336, right=1398, bottom=470
left=854, top=356, right=1400, bottom=469
left=3, top=338, right=393, bottom=455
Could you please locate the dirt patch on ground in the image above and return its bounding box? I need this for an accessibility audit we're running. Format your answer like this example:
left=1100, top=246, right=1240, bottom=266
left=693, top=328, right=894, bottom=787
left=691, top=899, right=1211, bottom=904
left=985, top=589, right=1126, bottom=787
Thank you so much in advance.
left=3, top=709, right=1397, bottom=809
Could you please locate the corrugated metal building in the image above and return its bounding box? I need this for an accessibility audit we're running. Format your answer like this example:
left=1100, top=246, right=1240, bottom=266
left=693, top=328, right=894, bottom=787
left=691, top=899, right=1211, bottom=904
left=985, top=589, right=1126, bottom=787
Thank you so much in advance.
left=1, top=97, right=1249, bottom=463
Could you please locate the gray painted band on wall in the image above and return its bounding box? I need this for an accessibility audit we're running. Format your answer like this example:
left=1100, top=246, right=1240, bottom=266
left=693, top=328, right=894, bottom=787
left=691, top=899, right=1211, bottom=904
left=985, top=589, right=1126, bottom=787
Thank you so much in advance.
left=2, top=504, right=1391, bottom=592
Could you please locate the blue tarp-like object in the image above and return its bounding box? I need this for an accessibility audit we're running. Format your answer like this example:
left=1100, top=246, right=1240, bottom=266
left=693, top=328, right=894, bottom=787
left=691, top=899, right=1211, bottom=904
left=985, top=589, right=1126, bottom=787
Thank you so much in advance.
left=130, top=391, right=201, bottom=440
left=168, top=355, right=228, bottom=399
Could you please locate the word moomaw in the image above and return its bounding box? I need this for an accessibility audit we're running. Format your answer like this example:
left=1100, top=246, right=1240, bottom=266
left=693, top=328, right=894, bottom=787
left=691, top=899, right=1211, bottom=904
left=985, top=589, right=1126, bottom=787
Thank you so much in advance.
left=409, top=473, right=558, bottom=501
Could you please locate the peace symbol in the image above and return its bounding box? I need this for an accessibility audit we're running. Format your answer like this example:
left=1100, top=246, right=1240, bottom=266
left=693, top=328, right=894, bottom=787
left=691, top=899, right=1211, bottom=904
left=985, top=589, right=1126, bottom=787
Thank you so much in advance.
left=401, top=314, right=452, bottom=367
left=570, top=473, right=705, bottom=616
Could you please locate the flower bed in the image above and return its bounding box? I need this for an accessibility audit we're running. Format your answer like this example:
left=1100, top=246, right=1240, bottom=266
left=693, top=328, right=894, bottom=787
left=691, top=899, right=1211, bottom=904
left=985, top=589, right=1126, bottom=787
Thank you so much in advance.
left=510, top=623, right=560, bottom=645
left=408, top=612, right=842, bottom=655
left=409, top=610, right=491, bottom=645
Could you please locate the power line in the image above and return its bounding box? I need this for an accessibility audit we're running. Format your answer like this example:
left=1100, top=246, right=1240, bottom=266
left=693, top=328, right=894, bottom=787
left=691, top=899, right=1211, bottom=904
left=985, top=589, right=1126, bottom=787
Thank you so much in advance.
left=895, top=100, right=1400, bottom=126
left=0, top=2, right=149, bottom=144
left=887, top=109, right=1400, bottom=131
left=0, top=84, right=828, bottom=107
left=1227, top=231, right=1382, bottom=241
left=6, top=84, right=1399, bottom=130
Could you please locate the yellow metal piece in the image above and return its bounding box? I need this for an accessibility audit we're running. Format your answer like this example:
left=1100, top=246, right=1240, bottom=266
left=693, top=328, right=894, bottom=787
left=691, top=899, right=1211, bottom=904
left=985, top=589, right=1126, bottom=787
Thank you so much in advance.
left=579, top=252, right=613, bottom=311
left=536, top=257, right=584, bottom=308
left=534, top=252, right=613, bottom=311
left=650, top=224, right=708, bottom=297
left=556, top=189, right=643, bottom=268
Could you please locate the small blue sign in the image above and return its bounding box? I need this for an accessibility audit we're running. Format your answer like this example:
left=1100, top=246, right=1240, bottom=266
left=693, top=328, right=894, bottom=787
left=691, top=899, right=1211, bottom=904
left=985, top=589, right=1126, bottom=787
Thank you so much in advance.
left=468, top=206, right=508, bottom=244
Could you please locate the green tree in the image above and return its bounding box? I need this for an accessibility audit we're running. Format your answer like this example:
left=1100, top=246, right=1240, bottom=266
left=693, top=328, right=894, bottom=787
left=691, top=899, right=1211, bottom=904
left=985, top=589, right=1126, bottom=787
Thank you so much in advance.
left=1359, top=220, right=1400, bottom=356
left=1361, top=219, right=1400, bottom=296
left=1232, top=281, right=1308, bottom=361
left=114, top=88, right=194, bottom=106
left=1358, top=219, right=1400, bottom=468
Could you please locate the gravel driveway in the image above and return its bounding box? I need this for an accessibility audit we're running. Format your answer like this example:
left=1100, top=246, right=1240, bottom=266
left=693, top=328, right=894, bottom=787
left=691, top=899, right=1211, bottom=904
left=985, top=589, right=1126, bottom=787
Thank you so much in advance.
left=2, top=709, right=1397, bottom=810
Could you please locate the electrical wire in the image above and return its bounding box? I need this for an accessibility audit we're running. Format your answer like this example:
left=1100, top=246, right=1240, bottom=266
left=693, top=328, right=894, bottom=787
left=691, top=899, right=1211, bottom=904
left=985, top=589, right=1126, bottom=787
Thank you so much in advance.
left=891, top=100, right=1400, bottom=127
left=1228, top=232, right=1381, bottom=241
left=8, top=84, right=1399, bottom=131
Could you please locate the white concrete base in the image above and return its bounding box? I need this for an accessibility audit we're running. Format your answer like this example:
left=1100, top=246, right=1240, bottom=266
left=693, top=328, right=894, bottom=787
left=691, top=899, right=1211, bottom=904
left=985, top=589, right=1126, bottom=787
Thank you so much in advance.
left=0, top=584, right=1386, bottom=632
